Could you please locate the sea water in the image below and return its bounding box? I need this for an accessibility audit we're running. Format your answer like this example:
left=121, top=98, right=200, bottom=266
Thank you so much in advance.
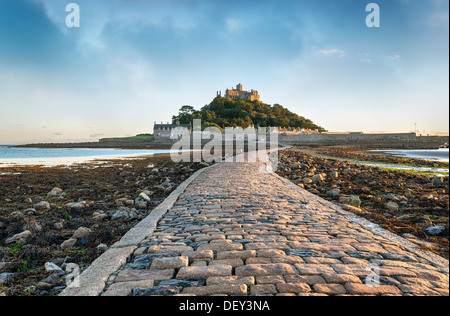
left=366, top=148, right=449, bottom=175
left=371, top=148, right=449, bottom=162
left=0, top=146, right=187, bottom=167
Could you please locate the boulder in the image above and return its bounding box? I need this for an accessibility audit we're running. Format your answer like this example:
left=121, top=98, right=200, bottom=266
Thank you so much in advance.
left=54, top=222, right=64, bottom=230
left=23, top=197, right=33, bottom=204
left=302, top=178, right=312, bottom=184
left=161, top=180, right=173, bottom=188
left=111, top=210, right=129, bottom=221
left=66, top=202, right=86, bottom=210
left=420, top=194, right=434, bottom=201
left=386, top=201, right=399, bottom=212
left=33, top=201, right=50, bottom=211
left=45, top=262, right=64, bottom=275
left=96, top=243, right=109, bottom=255
left=23, top=208, right=37, bottom=216
left=72, top=227, right=92, bottom=239
left=426, top=226, right=445, bottom=236
left=330, top=171, right=339, bottom=179
left=340, top=195, right=362, bottom=208
left=384, top=194, right=398, bottom=201
left=61, top=238, right=77, bottom=249
left=138, top=192, right=151, bottom=202
left=92, top=212, right=107, bottom=221
left=5, top=230, right=32, bottom=244
left=311, top=174, right=324, bottom=183
left=431, top=176, right=445, bottom=186
left=0, top=273, right=14, bottom=286
left=326, top=189, right=341, bottom=199
left=373, top=197, right=383, bottom=204
left=47, top=187, right=64, bottom=197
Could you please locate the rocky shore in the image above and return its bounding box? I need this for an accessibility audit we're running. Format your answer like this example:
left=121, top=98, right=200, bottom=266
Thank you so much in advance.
left=277, top=148, right=449, bottom=260
left=0, top=155, right=210, bottom=296
left=311, top=146, right=449, bottom=169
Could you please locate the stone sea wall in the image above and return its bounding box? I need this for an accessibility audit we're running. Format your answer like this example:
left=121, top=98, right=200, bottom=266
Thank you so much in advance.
left=19, top=133, right=448, bottom=150
left=279, top=133, right=449, bottom=149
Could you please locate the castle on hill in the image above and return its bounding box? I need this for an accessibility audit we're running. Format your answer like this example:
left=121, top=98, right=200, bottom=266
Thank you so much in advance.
left=217, top=83, right=260, bottom=102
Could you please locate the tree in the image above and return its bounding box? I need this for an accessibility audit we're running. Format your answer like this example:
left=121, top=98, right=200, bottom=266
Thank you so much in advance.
left=172, top=105, right=198, bottom=124
left=172, top=97, right=326, bottom=131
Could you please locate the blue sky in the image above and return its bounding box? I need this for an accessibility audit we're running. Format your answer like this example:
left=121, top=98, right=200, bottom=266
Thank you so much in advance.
left=0, top=0, right=448, bottom=144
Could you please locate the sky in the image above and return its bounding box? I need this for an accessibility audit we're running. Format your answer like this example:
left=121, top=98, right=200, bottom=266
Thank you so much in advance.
left=0, top=0, right=448, bottom=144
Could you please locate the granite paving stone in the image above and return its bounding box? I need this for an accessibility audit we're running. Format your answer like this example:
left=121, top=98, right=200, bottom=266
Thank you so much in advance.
left=100, top=158, right=449, bottom=296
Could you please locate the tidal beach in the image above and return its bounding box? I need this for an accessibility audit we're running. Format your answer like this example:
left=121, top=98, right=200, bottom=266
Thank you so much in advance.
left=0, top=154, right=210, bottom=296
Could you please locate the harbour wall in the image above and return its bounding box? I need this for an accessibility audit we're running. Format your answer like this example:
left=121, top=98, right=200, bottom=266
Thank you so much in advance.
left=279, top=133, right=449, bottom=149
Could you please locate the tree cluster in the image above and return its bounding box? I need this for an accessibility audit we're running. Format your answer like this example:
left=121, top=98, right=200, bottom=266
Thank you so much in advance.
left=172, top=97, right=326, bottom=132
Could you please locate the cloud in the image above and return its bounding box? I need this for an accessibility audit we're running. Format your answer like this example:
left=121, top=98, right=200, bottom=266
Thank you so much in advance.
left=225, top=18, right=243, bottom=33
left=0, top=0, right=76, bottom=66
left=53, top=132, right=63, bottom=136
left=360, top=58, right=374, bottom=63
left=388, top=54, right=401, bottom=60
left=318, top=49, right=346, bottom=59
left=89, top=134, right=104, bottom=138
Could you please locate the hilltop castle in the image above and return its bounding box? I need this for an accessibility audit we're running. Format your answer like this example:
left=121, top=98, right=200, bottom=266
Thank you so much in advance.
left=218, top=83, right=260, bottom=102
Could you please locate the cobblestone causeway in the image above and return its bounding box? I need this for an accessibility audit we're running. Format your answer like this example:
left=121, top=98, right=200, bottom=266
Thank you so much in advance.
left=102, top=161, right=449, bottom=296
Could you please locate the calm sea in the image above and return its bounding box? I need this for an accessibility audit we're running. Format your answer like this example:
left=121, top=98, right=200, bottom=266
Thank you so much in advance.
left=372, top=148, right=449, bottom=162
left=0, top=145, right=184, bottom=167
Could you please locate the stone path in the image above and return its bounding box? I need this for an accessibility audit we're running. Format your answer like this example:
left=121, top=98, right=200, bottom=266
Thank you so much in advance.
left=100, top=160, right=449, bottom=296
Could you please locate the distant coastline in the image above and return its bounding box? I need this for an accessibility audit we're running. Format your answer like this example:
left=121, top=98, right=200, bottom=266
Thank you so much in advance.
left=15, top=141, right=173, bottom=150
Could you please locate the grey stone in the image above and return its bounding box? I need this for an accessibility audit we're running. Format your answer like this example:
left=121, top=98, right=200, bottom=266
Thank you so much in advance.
left=60, top=238, right=77, bottom=249
left=47, top=187, right=64, bottom=197
left=312, top=174, right=325, bottom=183
left=66, top=202, right=86, bottom=210
left=5, top=230, right=32, bottom=244
left=133, top=252, right=178, bottom=263
left=159, top=278, right=206, bottom=288
left=0, top=273, right=14, bottom=285
left=138, top=192, right=151, bottom=202
left=432, top=176, right=445, bottom=185
left=346, top=251, right=383, bottom=260
left=286, top=249, right=323, bottom=257
left=45, top=262, right=64, bottom=274
left=340, top=195, right=361, bottom=208
left=42, top=273, right=63, bottom=284
left=96, top=243, right=109, bottom=255
left=37, top=282, right=53, bottom=290
left=125, top=262, right=152, bottom=270
left=23, top=208, right=37, bottom=216
left=33, top=201, right=50, bottom=211
left=111, top=210, right=129, bottom=221
left=72, top=227, right=92, bottom=239
left=426, top=226, right=446, bottom=236
left=386, top=201, right=399, bottom=212
left=326, top=189, right=341, bottom=199
left=132, top=285, right=181, bottom=296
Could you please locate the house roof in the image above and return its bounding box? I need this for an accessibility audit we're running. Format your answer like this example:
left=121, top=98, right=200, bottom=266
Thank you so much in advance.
left=154, top=124, right=191, bottom=129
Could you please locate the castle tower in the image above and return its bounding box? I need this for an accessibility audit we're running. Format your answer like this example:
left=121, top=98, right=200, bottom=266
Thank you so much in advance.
left=224, top=83, right=260, bottom=102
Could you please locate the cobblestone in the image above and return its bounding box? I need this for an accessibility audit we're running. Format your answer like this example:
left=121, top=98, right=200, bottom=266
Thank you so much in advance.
left=102, top=159, right=449, bottom=296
